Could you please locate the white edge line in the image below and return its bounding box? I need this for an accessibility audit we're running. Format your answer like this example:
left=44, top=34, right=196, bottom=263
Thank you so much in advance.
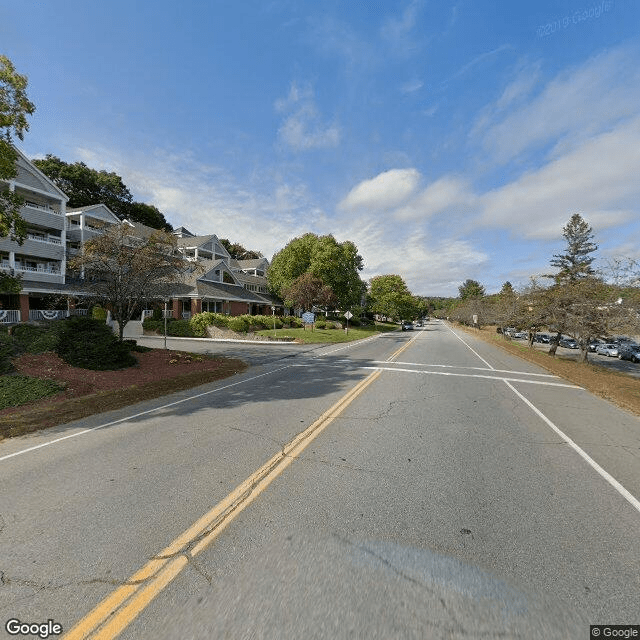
left=504, top=381, right=640, bottom=515
left=444, top=323, right=494, bottom=369
left=0, top=365, right=293, bottom=463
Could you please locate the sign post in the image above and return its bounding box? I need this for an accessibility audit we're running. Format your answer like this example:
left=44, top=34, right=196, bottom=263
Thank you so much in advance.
left=271, top=306, right=276, bottom=337
left=344, top=310, right=353, bottom=334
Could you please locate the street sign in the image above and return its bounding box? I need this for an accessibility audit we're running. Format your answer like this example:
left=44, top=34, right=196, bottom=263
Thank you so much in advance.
left=344, top=311, right=353, bottom=319
left=302, top=312, right=315, bottom=324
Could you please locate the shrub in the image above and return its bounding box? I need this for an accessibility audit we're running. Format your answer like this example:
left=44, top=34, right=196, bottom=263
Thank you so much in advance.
left=151, top=308, right=163, bottom=321
left=91, top=306, right=107, bottom=321
left=228, top=316, right=250, bottom=333
left=315, top=319, right=327, bottom=329
left=166, top=319, right=198, bottom=337
left=56, top=316, right=137, bottom=370
left=189, top=312, right=215, bottom=337
left=286, top=316, right=304, bottom=328
left=142, top=318, right=163, bottom=333
left=11, top=322, right=63, bottom=354
left=0, top=333, right=18, bottom=374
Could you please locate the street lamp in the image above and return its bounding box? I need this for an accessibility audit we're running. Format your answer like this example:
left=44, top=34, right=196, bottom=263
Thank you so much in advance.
left=271, top=306, right=276, bottom=337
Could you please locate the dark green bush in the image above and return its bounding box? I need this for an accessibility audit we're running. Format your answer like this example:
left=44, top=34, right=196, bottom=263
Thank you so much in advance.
left=166, top=319, right=198, bottom=337
left=56, top=316, right=137, bottom=370
left=0, top=333, right=18, bottom=374
left=11, top=322, right=63, bottom=354
left=152, top=308, right=163, bottom=321
left=143, top=318, right=163, bottom=332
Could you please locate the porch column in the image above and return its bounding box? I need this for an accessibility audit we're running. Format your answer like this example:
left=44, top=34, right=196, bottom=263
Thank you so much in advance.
left=19, top=294, right=29, bottom=323
left=172, top=299, right=180, bottom=319
left=191, top=298, right=202, bottom=316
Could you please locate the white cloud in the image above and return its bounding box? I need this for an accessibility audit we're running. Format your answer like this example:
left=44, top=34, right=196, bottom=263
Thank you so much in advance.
left=381, top=0, right=424, bottom=57
left=276, top=82, right=340, bottom=151
left=394, top=176, right=474, bottom=221
left=401, top=79, right=423, bottom=94
left=338, top=168, right=421, bottom=212
left=479, top=115, right=640, bottom=239
left=475, top=45, right=640, bottom=163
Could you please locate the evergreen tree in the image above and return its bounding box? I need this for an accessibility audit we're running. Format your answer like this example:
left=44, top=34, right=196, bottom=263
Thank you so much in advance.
left=550, top=213, right=598, bottom=282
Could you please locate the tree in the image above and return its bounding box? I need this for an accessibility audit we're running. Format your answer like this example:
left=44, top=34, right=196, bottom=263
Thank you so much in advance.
left=550, top=213, right=598, bottom=283
left=458, top=279, right=485, bottom=300
left=368, top=275, right=416, bottom=321
left=126, top=202, right=172, bottom=231
left=219, top=238, right=263, bottom=260
left=545, top=213, right=600, bottom=355
left=32, top=155, right=171, bottom=230
left=68, top=224, right=186, bottom=341
left=281, top=272, right=336, bottom=312
left=268, top=233, right=366, bottom=309
left=1, top=55, right=36, bottom=287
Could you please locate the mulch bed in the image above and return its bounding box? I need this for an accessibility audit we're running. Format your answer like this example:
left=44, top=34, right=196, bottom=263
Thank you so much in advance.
left=0, top=350, right=247, bottom=439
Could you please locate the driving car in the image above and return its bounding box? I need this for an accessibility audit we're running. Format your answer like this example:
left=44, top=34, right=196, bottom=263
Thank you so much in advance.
left=595, top=343, right=619, bottom=357
left=401, top=322, right=413, bottom=331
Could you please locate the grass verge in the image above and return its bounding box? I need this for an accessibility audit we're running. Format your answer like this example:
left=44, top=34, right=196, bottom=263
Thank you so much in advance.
left=455, top=323, right=640, bottom=416
left=255, top=322, right=398, bottom=344
left=0, top=357, right=248, bottom=440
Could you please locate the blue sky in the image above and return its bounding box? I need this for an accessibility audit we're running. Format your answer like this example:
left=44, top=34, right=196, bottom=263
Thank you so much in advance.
left=3, top=0, right=639, bottom=296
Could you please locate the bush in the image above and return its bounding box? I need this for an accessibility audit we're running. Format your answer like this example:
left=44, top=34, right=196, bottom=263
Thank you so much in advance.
left=228, top=316, right=250, bottom=333
left=315, top=319, right=327, bottom=329
left=142, top=318, right=163, bottom=333
left=152, top=308, right=163, bottom=321
left=91, top=306, right=107, bottom=321
left=0, top=333, right=18, bottom=374
left=11, top=322, right=63, bottom=354
left=56, top=316, right=137, bottom=370
left=166, top=319, right=198, bottom=337
left=189, top=312, right=212, bottom=337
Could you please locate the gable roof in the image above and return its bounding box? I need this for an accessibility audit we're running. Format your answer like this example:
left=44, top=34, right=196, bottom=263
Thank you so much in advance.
left=12, top=148, right=69, bottom=200
left=67, top=203, right=121, bottom=224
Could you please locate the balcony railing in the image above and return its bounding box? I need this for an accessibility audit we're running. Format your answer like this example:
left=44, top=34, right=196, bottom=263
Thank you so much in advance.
left=15, top=265, right=61, bottom=274
left=27, top=234, right=62, bottom=245
left=0, top=310, right=21, bottom=324
left=24, top=201, right=62, bottom=215
left=29, top=310, right=68, bottom=321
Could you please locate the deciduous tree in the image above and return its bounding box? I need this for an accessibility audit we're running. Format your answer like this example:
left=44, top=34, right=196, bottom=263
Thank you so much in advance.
left=69, top=224, right=186, bottom=341
left=268, top=233, right=365, bottom=309
left=281, top=272, right=336, bottom=312
left=1, top=55, right=35, bottom=292
left=368, top=274, right=416, bottom=321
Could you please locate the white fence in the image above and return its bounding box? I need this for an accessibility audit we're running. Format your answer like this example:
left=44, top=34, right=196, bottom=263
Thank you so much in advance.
left=142, top=309, right=173, bottom=319
left=0, top=310, right=21, bottom=324
left=28, top=310, right=68, bottom=321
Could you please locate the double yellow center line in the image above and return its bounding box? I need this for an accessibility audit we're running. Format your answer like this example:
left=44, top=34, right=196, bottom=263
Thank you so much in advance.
left=64, top=368, right=383, bottom=639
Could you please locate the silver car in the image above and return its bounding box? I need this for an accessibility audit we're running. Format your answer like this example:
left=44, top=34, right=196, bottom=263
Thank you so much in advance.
left=595, top=343, right=619, bottom=357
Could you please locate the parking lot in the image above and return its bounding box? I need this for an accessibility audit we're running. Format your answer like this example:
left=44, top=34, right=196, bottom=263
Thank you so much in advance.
left=510, top=336, right=640, bottom=379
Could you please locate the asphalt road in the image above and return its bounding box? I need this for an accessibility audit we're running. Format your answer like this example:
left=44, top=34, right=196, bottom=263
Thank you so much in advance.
left=0, top=320, right=638, bottom=639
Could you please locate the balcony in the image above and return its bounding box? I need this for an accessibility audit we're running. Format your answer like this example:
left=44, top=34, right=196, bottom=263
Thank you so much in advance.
left=27, top=233, right=62, bottom=245
left=24, top=201, right=62, bottom=215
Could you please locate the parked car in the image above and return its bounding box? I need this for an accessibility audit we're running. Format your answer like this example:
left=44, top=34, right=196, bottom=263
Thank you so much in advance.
left=617, top=345, right=640, bottom=362
left=587, top=340, right=603, bottom=352
left=559, top=337, right=579, bottom=349
left=595, top=343, right=619, bottom=357
left=534, top=333, right=550, bottom=343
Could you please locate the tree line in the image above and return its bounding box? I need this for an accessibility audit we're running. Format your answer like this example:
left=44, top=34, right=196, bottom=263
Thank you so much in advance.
left=445, top=214, right=640, bottom=363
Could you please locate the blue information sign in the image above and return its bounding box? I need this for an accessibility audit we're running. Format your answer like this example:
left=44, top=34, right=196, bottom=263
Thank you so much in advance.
left=302, top=312, right=315, bottom=324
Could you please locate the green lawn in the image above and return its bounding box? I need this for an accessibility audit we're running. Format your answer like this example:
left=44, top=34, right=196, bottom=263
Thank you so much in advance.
left=255, top=322, right=398, bottom=344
